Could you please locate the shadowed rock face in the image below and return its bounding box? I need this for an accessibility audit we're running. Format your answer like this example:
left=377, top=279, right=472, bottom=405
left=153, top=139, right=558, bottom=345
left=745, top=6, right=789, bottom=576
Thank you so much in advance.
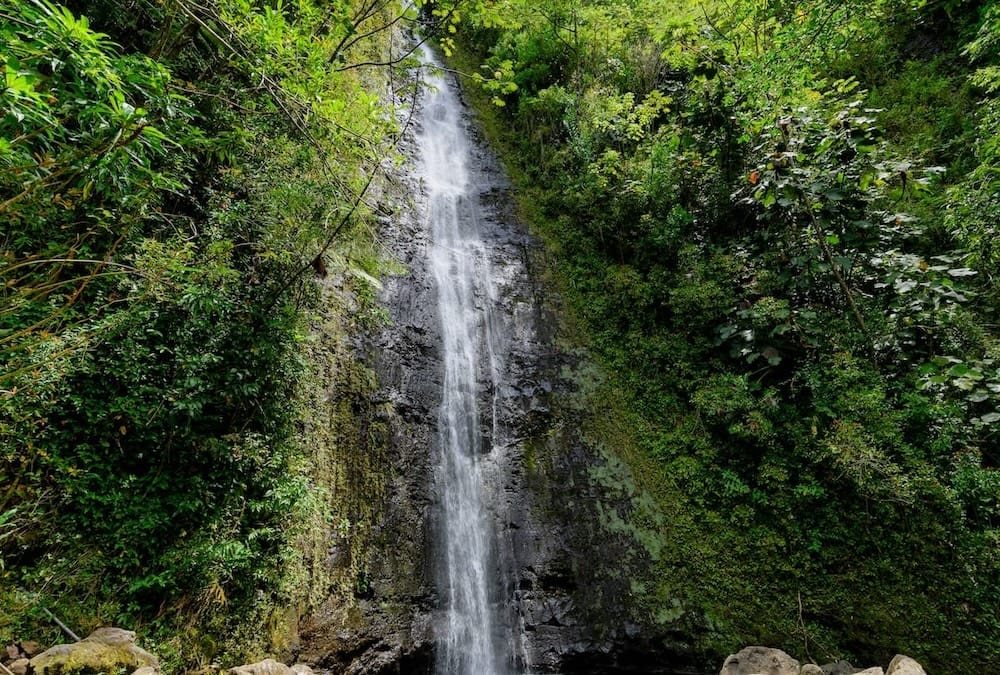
left=296, top=50, right=709, bottom=675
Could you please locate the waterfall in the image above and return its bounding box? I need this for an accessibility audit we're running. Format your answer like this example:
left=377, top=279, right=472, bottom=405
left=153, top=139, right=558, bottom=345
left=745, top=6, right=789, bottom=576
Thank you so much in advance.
left=417, top=50, right=514, bottom=675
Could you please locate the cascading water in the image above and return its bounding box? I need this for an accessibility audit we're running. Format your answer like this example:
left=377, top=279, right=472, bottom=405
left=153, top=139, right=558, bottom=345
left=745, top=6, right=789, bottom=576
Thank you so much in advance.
left=297, top=35, right=701, bottom=675
left=417, top=50, right=514, bottom=675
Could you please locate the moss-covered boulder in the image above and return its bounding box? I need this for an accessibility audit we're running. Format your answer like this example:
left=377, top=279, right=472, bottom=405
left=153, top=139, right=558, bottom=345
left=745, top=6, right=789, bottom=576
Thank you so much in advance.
left=29, top=628, right=158, bottom=675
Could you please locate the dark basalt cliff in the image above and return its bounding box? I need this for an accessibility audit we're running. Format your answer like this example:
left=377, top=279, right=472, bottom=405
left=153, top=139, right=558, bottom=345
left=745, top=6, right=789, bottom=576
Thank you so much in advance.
left=295, top=70, right=710, bottom=675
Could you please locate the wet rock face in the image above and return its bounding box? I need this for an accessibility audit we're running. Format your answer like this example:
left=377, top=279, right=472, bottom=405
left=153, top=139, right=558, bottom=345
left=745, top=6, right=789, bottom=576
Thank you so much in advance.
left=297, top=67, right=704, bottom=675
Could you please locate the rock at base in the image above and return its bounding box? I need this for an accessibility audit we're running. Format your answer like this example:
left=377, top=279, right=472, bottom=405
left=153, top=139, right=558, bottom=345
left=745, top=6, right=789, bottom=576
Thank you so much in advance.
left=821, top=660, right=860, bottom=674
left=720, top=646, right=801, bottom=675
left=227, top=659, right=294, bottom=675
left=8, top=658, right=30, bottom=675
left=30, top=627, right=159, bottom=675
left=887, top=655, right=926, bottom=675
left=801, top=665, right=825, bottom=675
left=20, top=642, right=41, bottom=658
left=854, top=669, right=884, bottom=675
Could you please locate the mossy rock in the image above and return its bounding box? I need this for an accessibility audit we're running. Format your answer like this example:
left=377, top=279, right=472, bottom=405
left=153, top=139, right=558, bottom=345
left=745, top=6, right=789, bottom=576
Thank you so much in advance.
left=30, top=628, right=159, bottom=675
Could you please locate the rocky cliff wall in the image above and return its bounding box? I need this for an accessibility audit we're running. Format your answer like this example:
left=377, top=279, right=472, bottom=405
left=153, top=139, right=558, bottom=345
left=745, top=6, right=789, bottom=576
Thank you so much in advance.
left=295, top=65, right=712, bottom=675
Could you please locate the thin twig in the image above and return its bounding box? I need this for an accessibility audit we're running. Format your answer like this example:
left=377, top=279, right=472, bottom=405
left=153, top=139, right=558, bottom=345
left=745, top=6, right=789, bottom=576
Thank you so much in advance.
left=797, top=591, right=814, bottom=664
left=42, top=607, right=81, bottom=642
left=809, top=210, right=868, bottom=334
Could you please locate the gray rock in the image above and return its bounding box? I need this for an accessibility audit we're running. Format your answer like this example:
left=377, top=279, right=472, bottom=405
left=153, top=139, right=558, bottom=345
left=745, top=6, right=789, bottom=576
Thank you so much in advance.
left=227, top=659, right=293, bottom=675
left=30, top=627, right=159, bottom=675
left=290, top=665, right=314, bottom=675
left=801, top=665, right=825, bottom=675
left=88, top=627, right=137, bottom=645
left=822, top=660, right=861, bottom=674
left=854, top=669, right=884, bottom=675
left=721, top=646, right=800, bottom=675
left=887, top=655, right=926, bottom=675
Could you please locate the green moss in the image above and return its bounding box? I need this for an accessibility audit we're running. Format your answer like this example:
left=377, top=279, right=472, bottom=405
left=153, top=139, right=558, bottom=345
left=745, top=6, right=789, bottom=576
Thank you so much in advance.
left=291, top=279, right=390, bottom=612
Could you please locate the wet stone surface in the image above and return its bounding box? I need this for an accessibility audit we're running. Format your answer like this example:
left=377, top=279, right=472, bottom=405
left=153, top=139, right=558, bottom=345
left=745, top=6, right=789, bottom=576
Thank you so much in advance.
left=297, top=59, right=708, bottom=675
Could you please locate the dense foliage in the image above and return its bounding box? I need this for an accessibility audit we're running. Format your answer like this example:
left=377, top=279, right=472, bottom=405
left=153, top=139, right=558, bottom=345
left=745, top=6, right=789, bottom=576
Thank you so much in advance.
left=0, top=0, right=429, bottom=664
left=5, top=0, right=1000, bottom=669
left=456, top=0, right=1000, bottom=669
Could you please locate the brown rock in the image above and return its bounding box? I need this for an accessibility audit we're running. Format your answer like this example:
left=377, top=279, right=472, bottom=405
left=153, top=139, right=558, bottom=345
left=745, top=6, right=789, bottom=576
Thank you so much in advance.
left=133, top=667, right=161, bottom=675
left=290, top=665, right=314, bottom=675
left=887, top=655, right=926, bottom=675
left=8, top=658, right=29, bottom=675
left=721, top=646, right=801, bottom=675
left=6, top=645, right=21, bottom=660
left=19, top=642, right=41, bottom=658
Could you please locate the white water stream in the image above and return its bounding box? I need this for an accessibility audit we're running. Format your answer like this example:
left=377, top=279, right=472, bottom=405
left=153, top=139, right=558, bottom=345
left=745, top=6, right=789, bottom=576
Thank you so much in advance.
left=418, top=52, right=513, bottom=675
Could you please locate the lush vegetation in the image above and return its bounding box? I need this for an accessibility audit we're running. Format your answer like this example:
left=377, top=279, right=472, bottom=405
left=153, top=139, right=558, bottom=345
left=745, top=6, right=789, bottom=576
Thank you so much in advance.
left=454, top=0, right=1000, bottom=670
left=5, top=0, right=1000, bottom=670
left=0, top=0, right=429, bottom=665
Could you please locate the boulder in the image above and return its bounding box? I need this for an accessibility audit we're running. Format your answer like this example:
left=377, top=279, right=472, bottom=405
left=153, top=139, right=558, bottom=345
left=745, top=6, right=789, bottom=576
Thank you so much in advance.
left=822, top=661, right=861, bottom=674
left=801, top=666, right=825, bottom=675
left=30, top=627, right=159, bottom=675
left=289, top=666, right=314, bottom=675
left=8, top=658, right=29, bottom=675
left=7, top=645, right=21, bottom=660
left=854, top=669, right=884, bottom=675
left=227, top=659, right=293, bottom=675
left=721, top=646, right=801, bottom=675
left=887, top=655, right=926, bottom=675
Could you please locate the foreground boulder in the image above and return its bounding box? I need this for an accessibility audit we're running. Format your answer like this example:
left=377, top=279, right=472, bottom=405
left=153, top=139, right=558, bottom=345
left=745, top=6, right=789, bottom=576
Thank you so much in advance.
left=887, top=655, right=926, bottom=675
left=29, top=627, right=159, bottom=674
left=226, top=660, right=314, bottom=675
left=227, top=660, right=292, bottom=675
left=721, top=646, right=800, bottom=675
left=721, top=647, right=928, bottom=675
